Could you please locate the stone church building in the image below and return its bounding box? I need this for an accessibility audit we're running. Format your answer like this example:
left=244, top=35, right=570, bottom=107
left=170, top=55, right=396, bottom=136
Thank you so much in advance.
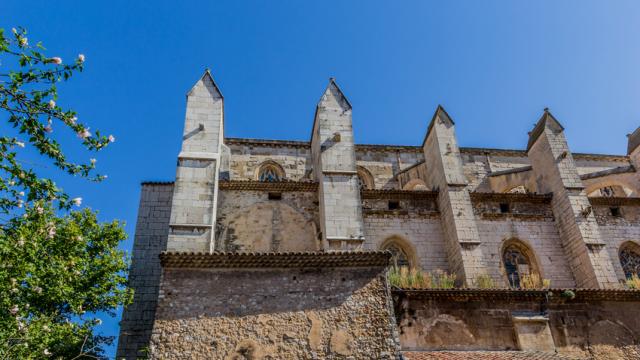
left=117, top=70, right=640, bottom=359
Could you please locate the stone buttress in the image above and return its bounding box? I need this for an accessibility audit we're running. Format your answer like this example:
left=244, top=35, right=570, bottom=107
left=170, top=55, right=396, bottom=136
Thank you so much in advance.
left=422, top=106, right=487, bottom=285
left=311, top=79, right=365, bottom=250
left=527, top=110, right=619, bottom=288
left=167, top=70, right=224, bottom=252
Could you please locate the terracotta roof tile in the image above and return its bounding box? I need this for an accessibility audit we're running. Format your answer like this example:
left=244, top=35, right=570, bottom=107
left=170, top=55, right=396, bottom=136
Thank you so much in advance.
left=160, top=251, right=391, bottom=269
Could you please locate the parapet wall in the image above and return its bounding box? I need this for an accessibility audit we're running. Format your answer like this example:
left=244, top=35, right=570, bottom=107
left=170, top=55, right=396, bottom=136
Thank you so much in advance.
left=394, top=288, right=640, bottom=359
left=148, top=252, right=401, bottom=359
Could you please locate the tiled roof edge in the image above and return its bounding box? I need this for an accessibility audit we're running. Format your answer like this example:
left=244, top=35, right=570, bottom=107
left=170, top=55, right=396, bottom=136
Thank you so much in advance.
left=393, top=287, right=640, bottom=301
left=160, top=251, right=391, bottom=268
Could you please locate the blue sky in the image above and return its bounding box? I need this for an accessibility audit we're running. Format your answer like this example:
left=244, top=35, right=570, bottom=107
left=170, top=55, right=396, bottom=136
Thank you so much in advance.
left=2, top=1, right=640, bottom=357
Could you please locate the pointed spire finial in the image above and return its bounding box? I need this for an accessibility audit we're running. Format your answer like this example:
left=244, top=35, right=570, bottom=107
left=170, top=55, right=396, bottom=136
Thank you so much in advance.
left=544, top=107, right=549, bottom=113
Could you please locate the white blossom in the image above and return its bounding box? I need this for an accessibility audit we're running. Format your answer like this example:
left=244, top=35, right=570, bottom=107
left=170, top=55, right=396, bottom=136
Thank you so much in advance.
left=90, top=158, right=96, bottom=165
left=17, top=238, right=25, bottom=247
left=43, top=324, right=50, bottom=332
left=70, top=116, right=77, bottom=125
left=15, top=141, right=25, bottom=148
left=95, top=318, right=102, bottom=325
left=44, top=349, right=51, bottom=356
left=8, top=180, right=15, bottom=186
left=33, top=286, right=42, bottom=294
left=77, top=129, right=91, bottom=139
left=18, top=191, right=24, bottom=196
left=17, top=200, right=23, bottom=208
left=78, top=54, right=85, bottom=63
left=50, top=57, right=62, bottom=65
left=47, top=224, right=56, bottom=239
left=48, top=99, right=56, bottom=109
left=11, top=28, right=17, bottom=34
left=9, top=305, right=19, bottom=315
left=19, top=37, right=28, bottom=47
left=36, top=206, right=44, bottom=214
left=72, top=197, right=82, bottom=206
left=108, top=135, right=116, bottom=143
left=17, top=321, right=25, bottom=331
left=44, top=125, right=53, bottom=133
left=102, top=175, right=108, bottom=179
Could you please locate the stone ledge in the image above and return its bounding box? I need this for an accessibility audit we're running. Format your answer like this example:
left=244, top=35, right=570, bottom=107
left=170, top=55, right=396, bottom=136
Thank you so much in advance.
left=219, top=180, right=318, bottom=192
left=392, top=288, right=640, bottom=302
left=479, top=213, right=553, bottom=221
left=361, top=189, right=438, bottom=200
left=589, top=196, right=640, bottom=206
left=160, top=251, right=391, bottom=268
left=470, top=192, right=553, bottom=204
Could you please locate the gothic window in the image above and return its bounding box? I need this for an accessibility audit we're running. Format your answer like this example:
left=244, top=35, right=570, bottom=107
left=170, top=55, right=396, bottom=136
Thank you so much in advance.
left=619, top=243, right=640, bottom=279
left=502, top=243, right=534, bottom=288
left=356, top=166, right=374, bottom=190
left=257, top=162, right=285, bottom=182
left=506, top=185, right=528, bottom=194
left=383, top=243, right=411, bottom=269
left=600, top=186, right=615, bottom=197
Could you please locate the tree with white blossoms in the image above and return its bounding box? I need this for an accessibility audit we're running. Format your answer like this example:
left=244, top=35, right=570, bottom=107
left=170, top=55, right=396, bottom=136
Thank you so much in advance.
left=0, top=27, right=131, bottom=358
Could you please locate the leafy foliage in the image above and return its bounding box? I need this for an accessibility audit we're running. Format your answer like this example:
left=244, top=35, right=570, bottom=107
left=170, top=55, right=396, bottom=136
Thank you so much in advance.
left=0, top=27, right=130, bottom=358
left=0, top=27, right=114, bottom=214
left=0, top=204, right=131, bottom=359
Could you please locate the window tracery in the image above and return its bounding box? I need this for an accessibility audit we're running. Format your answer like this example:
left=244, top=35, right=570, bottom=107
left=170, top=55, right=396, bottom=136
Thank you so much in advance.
left=257, top=162, right=285, bottom=182
left=620, top=244, right=640, bottom=279
left=502, top=243, right=535, bottom=288
left=383, top=243, right=411, bottom=269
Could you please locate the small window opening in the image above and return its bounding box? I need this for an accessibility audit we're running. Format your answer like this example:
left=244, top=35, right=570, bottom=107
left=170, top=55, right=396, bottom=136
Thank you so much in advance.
left=610, top=207, right=621, bottom=217
left=500, top=203, right=510, bottom=213
left=268, top=192, right=282, bottom=200
left=388, top=200, right=400, bottom=210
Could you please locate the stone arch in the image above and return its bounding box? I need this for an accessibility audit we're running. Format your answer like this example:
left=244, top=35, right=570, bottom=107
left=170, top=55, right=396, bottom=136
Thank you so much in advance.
left=619, top=241, right=640, bottom=279
left=503, top=185, right=529, bottom=194
left=356, top=166, right=374, bottom=190
left=219, top=202, right=318, bottom=252
left=588, top=319, right=637, bottom=347
left=586, top=179, right=637, bottom=197
left=380, top=235, right=418, bottom=269
left=403, top=178, right=428, bottom=191
left=255, top=160, right=286, bottom=182
left=500, top=238, right=542, bottom=288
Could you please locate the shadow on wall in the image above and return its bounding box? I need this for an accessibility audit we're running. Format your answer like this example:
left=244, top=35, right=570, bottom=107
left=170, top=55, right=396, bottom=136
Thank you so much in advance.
left=217, top=201, right=319, bottom=253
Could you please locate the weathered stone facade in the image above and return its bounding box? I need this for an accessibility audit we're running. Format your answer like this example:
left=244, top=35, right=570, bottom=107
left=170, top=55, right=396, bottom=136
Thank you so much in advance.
left=117, top=70, right=640, bottom=359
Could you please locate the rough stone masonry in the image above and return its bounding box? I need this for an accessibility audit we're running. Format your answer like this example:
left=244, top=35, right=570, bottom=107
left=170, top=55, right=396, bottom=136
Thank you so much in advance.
left=117, top=70, right=640, bottom=359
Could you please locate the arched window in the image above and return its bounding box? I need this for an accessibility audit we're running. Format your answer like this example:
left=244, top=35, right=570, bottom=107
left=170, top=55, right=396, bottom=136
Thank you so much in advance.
left=402, top=179, right=428, bottom=191
left=502, top=241, right=538, bottom=288
left=385, top=243, right=410, bottom=269
left=619, top=243, right=640, bottom=279
left=356, top=166, right=374, bottom=190
left=506, top=185, right=528, bottom=194
left=257, top=161, right=285, bottom=182
left=380, top=237, right=416, bottom=269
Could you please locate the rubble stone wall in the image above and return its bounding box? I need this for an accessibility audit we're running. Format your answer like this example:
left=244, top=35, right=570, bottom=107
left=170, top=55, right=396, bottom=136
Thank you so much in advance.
left=149, top=267, right=401, bottom=359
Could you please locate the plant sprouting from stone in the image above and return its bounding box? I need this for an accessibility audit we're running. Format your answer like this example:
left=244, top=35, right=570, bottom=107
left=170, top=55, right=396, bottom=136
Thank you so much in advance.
left=0, top=27, right=115, bottom=215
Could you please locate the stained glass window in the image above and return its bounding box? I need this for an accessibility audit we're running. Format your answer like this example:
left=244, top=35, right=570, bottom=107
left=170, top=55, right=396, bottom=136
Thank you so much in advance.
left=620, top=246, right=640, bottom=279
left=258, top=163, right=283, bottom=182
left=503, top=245, right=531, bottom=288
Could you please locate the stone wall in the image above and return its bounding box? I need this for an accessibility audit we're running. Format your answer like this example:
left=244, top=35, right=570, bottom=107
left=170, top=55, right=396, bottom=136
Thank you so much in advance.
left=149, top=255, right=400, bottom=359
left=226, top=140, right=312, bottom=181
left=363, top=215, right=448, bottom=273
left=394, top=289, right=640, bottom=359
left=215, top=189, right=320, bottom=252
left=116, top=183, right=173, bottom=359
